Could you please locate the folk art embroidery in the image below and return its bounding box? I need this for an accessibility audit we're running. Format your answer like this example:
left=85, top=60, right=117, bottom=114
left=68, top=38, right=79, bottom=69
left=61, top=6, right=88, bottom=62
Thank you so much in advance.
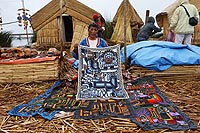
left=125, top=76, right=197, bottom=130
left=74, top=99, right=131, bottom=120
left=8, top=45, right=197, bottom=131
left=76, top=45, right=129, bottom=100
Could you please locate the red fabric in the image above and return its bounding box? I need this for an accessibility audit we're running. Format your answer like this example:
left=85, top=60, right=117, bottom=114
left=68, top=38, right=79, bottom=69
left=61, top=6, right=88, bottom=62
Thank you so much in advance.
left=0, top=56, right=58, bottom=65
left=68, top=58, right=76, bottom=64
left=72, top=73, right=78, bottom=80
left=96, top=21, right=101, bottom=28
left=92, top=14, right=100, bottom=19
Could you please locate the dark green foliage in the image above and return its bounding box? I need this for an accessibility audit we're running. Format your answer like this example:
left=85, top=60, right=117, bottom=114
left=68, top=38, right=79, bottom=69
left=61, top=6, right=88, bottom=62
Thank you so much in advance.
left=102, top=21, right=113, bottom=40
left=0, top=31, right=13, bottom=47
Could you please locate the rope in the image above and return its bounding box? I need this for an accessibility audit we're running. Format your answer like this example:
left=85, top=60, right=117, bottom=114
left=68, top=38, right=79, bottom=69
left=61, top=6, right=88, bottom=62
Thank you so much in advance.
left=0, top=21, right=18, bottom=25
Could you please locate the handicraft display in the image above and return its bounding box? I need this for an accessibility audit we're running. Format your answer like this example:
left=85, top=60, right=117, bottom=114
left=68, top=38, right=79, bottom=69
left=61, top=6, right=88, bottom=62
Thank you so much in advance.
left=43, top=81, right=91, bottom=111
left=8, top=80, right=63, bottom=120
left=74, top=99, right=131, bottom=120
left=76, top=45, right=129, bottom=100
left=125, top=76, right=197, bottom=130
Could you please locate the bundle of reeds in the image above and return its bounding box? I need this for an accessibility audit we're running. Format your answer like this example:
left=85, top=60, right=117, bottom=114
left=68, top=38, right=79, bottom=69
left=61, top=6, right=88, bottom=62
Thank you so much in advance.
left=129, top=65, right=200, bottom=81
left=0, top=59, right=59, bottom=83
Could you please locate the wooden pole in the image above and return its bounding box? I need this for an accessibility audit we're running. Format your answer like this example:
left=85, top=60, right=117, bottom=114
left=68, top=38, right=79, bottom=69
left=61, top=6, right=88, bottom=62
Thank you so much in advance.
left=22, top=0, right=25, bottom=8
left=0, top=9, right=3, bottom=31
left=123, top=0, right=127, bottom=70
left=58, top=0, right=64, bottom=80
left=21, top=0, right=29, bottom=45
left=145, top=10, right=150, bottom=24
left=163, top=15, right=169, bottom=38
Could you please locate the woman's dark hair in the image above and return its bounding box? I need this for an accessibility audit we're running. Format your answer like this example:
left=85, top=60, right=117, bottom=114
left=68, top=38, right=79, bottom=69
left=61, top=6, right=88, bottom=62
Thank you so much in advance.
left=93, top=18, right=98, bottom=22
left=88, top=23, right=98, bottom=30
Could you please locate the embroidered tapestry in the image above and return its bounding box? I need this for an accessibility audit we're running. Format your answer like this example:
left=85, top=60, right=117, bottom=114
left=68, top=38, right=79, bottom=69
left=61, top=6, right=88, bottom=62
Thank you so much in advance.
left=42, top=81, right=91, bottom=112
left=8, top=80, right=90, bottom=120
left=8, top=80, right=62, bottom=120
left=76, top=45, right=129, bottom=100
left=125, top=76, right=198, bottom=130
left=74, top=99, right=131, bottom=120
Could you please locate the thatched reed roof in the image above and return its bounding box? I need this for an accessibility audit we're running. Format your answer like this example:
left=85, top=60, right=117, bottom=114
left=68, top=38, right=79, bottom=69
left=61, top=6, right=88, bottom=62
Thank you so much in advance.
left=112, top=0, right=143, bottom=27
left=31, top=0, right=101, bottom=31
left=156, top=0, right=200, bottom=24
left=111, top=0, right=144, bottom=44
left=190, top=0, right=200, bottom=11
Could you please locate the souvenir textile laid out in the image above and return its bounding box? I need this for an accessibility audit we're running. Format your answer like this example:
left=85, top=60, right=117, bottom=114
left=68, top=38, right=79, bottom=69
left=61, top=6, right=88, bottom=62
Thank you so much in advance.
left=74, top=99, right=131, bottom=120
left=125, top=76, right=198, bottom=130
left=8, top=80, right=88, bottom=120
left=8, top=80, right=62, bottom=120
left=76, top=45, right=129, bottom=100
left=8, top=76, right=198, bottom=131
left=42, top=81, right=91, bottom=112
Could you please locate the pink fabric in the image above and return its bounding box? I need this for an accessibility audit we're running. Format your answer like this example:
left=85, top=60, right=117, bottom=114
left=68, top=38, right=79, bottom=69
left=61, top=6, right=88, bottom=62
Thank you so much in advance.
left=166, top=31, right=175, bottom=42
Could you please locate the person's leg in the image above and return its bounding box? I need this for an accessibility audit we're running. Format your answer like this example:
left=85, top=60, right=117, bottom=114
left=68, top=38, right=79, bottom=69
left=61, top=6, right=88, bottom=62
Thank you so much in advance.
left=183, top=34, right=192, bottom=45
left=175, top=34, right=184, bottom=44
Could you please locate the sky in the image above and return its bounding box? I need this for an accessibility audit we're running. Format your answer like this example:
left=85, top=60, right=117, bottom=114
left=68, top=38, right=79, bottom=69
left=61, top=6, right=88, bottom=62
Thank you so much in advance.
left=0, top=0, right=175, bottom=46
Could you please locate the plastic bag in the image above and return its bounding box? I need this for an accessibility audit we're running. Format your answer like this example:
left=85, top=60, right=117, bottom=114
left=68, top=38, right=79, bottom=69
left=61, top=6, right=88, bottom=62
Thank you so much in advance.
left=166, top=30, right=175, bottom=42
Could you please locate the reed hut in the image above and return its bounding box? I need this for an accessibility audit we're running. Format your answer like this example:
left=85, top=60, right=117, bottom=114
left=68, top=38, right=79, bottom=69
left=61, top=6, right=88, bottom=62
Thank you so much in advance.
left=31, top=0, right=104, bottom=51
left=156, top=0, right=200, bottom=45
left=111, top=0, right=144, bottom=44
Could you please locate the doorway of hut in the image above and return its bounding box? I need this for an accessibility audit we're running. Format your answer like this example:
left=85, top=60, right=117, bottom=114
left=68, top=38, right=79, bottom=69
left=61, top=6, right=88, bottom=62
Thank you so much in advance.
left=62, top=15, right=73, bottom=42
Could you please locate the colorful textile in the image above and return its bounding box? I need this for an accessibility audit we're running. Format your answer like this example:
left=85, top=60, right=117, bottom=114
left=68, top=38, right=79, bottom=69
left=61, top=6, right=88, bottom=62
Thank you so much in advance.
left=8, top=80, right=62, bottom=120
left=8, top=78, right=130, bottom=120
left=42, top=81, right=91, bottom=112
left=8, top=80, right=90, bottom=120
left=125, top=76, right=198, bottom=130
left=76, top=45, right=129, bottom=100
left=8, top=76, right=198, bottom=131
left=74, top=99, right=131, bottom=120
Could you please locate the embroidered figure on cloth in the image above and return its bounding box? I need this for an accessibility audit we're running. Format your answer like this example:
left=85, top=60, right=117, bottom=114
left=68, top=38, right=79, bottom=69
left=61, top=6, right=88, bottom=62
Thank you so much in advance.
left=76, top=45, right=129, bottom=100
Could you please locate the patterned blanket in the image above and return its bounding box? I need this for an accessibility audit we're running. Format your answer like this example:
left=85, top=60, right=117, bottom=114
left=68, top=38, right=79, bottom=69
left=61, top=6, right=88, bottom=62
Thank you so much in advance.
left=74, top=99, right=131, bottom=120
left=124, top=76, right=197, bottom=130
left=76, top=45, right=129, bottom=100
left=8, top=79, right=88, bottom=120
left=8, top=80, right=62, bottom=120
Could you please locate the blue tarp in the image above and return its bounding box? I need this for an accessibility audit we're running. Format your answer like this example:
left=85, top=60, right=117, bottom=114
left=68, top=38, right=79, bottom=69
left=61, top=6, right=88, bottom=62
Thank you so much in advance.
left=121, top=41, right=200, bottom=71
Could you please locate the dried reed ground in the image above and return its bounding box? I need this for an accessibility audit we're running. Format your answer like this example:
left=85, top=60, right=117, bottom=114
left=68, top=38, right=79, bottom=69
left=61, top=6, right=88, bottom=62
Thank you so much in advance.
left=0, top=79, right=199, bottom=133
